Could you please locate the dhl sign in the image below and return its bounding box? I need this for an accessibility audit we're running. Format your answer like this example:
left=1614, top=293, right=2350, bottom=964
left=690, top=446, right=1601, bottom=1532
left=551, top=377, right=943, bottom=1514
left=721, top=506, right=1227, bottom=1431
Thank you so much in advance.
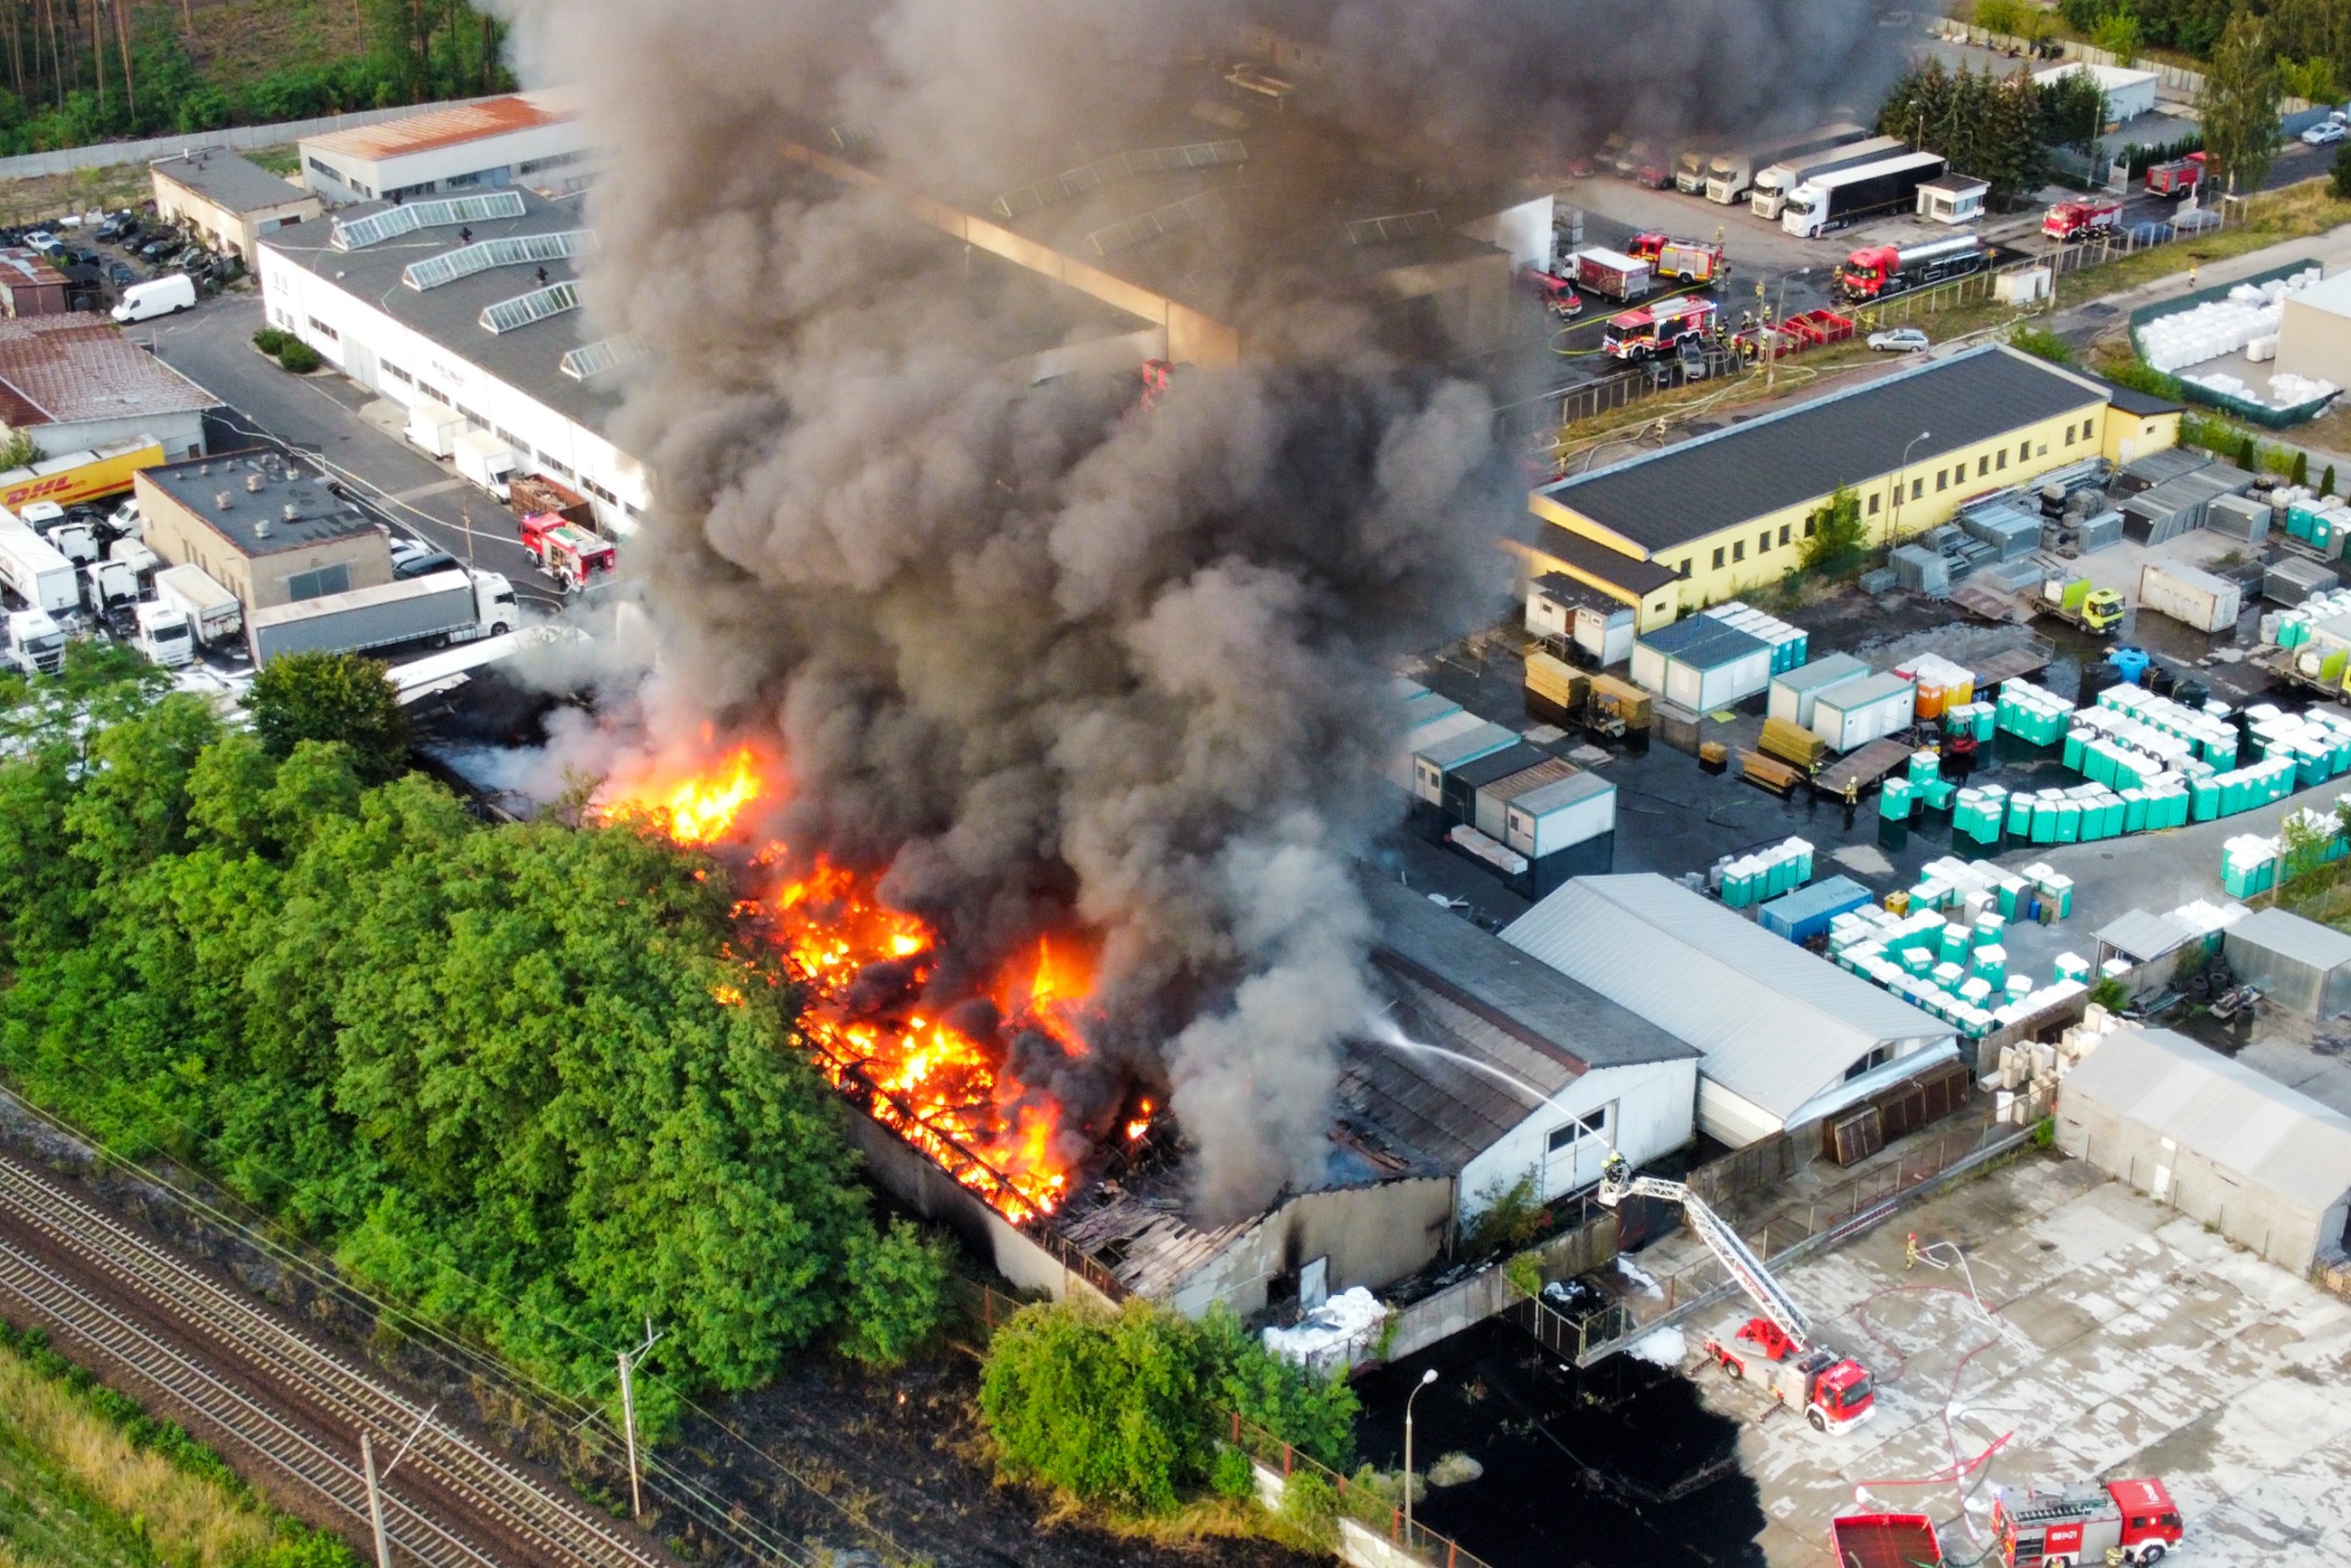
left=0, top=438, right=165, bottom=511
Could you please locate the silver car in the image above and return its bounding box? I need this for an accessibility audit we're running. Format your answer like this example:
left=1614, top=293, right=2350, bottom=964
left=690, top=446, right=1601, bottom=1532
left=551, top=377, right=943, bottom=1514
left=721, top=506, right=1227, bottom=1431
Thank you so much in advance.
left=1867, top=327, right=1931, bottom=354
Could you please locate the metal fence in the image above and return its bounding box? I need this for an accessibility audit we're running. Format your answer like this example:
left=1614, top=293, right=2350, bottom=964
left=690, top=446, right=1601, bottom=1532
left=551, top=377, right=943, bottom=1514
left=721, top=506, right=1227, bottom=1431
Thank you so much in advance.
left=1226, top=1410, right=1497, bottom=1568
left=1845, top=211, right=2234, bottom=337
left=1539, top=342, right=1744, bottom=436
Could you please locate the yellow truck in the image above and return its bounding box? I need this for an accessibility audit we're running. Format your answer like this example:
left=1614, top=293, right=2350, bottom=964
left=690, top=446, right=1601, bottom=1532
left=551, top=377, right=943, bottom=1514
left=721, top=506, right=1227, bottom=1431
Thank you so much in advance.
left=0, top=436, right=166, bottom=511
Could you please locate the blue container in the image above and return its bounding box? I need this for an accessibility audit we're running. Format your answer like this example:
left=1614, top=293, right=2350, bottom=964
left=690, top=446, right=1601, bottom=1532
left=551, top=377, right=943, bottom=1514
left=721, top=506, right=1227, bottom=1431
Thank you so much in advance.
left=1758, top=875, right=1874, bottom=945
left=2108, top=646, right=2150, bottom=687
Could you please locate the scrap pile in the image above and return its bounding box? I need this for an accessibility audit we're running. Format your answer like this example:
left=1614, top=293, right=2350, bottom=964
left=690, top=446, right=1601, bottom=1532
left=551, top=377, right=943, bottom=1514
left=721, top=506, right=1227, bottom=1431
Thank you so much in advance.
left=1985, top=1003, right=2120, bottom=1126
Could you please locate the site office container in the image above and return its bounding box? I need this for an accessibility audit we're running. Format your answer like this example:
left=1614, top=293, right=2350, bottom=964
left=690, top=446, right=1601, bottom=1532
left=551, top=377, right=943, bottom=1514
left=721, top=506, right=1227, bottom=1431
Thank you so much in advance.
left=1474, top=757, right=1580, bottom=841
left=1758, top=874, right=1874, bottom=944
left=1411, top=721, right=1517, bottom=807
left=2139, top=561, right=2242, bottom=634
left=1811, top=671, right=1916, bottom=752
left=1769, top=653, right=1870, bottom=729
left=1503, top=771, right=1615, bottom=860
left=1630, top=619, right=1772, bottom=713
left=1440, top=740, right=1552, bottom=823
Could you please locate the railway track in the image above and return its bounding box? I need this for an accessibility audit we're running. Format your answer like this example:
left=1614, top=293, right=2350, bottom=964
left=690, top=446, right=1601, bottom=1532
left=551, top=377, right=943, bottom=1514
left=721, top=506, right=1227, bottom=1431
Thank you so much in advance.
left=0, top=1152, right=671, bottom=1568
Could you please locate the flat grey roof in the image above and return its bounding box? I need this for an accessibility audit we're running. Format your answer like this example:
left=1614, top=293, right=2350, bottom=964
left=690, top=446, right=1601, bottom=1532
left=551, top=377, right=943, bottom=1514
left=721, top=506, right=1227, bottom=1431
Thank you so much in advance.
left=152, top=150, right=315, bottom=215
left=1535, top=346, right=2109, bottom=553
left=2227, top=906, right=2351, bottom=972
left=1534, top=524, right=1680, bottom=593
left=260, top=187, right=617, bottom=432
left=140, top=449, right=376, bottom=557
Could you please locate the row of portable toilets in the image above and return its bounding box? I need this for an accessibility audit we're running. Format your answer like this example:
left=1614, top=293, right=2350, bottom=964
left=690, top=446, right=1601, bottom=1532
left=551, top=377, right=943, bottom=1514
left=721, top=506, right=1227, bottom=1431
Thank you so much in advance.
left=2220, top=798, right=2351, bottom=898
left=1710, top=836, right=1816, bottom=908
left=2278, top=489, right=2351, bottom=558
left=1824, top=857, right=2098, bottom=1039
left=1702, top=601, right=1809, bottom=675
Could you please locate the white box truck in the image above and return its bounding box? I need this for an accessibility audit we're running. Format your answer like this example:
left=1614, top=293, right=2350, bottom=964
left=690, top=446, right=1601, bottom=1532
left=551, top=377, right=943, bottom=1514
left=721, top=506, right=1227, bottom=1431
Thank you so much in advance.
left=110, top=272, right=195, bottom=324
left=451, top=431, right=517, bottom=503
left=247, top=569, right=515, bottom=665
left=0, top=517, right=80, bottom=614
left=133, top=600, right=193, bottom=667
left=2139, top=561, right=2242, bottom=633
left=155, top=563, right=242, bottom=647
left=4, top=607, right=63, bottom=675
left=405, top=401, right=467, bottom=458
left=81, top=557, right=137, bottom=613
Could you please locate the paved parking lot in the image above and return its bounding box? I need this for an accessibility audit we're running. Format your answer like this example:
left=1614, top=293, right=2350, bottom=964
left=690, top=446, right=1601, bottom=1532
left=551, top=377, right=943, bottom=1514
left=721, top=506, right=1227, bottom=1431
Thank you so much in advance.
left=1690, top=1155, right=2351, bottom=1566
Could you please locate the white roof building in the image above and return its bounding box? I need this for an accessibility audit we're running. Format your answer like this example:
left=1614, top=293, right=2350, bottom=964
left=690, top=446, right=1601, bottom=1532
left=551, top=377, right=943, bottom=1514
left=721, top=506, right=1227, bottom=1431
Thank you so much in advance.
left=2056, top=1026, right=2351, bottom=1273
left=1503, top=874, right=1959, bottom=1147
left=2031, top=61, right=2159, bottom=124
left=298, top=91, right=589, bottom=205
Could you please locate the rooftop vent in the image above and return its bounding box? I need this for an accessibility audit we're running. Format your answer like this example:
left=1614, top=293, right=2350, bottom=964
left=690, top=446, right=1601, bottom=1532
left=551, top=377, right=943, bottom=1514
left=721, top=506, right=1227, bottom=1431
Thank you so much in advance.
left=282, top=504, right=297, bottom=522
left=213, top=491, right=231, bottom=511
left=245, top=472, right=264, bottom=492
left=253, top=516, right=271, bottom=539
left=197, top=463, right=210, bottom=477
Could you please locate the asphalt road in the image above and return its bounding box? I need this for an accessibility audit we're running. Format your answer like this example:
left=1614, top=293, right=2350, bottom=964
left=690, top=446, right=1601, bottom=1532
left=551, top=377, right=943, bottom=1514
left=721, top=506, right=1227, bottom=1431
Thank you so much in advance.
left=145, top=291, right=566, bottom=613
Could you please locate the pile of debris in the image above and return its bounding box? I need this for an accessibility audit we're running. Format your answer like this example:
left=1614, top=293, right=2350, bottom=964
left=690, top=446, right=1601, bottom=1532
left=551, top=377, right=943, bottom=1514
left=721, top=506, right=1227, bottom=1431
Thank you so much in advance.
left=1987, top=1003, right=2121, bottom=1125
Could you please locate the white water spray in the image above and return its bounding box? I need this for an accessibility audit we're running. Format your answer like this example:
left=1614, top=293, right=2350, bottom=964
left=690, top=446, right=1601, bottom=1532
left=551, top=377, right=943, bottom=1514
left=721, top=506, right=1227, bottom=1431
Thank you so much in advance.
left=1359, top=1013, right=1554, bottom=1108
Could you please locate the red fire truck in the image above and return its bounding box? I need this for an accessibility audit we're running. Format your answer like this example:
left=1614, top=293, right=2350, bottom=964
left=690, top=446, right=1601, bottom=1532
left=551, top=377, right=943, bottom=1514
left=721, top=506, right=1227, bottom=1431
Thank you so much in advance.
left=1602, top=296, right=1718, bottom=361
left=2044, top=196, right=2123, bottom=242
left=1992, top=1478, right=2184, bottom=1567
left=2146, top=150, right=2206, bottom=198
left=1626, top=232, right=1729, bottom=284
left=517, top=513, right=618, bottom=593
left=1835, top=235, right=1987, bottom=301
left=1599, top=1156, right=1875, bottom=1433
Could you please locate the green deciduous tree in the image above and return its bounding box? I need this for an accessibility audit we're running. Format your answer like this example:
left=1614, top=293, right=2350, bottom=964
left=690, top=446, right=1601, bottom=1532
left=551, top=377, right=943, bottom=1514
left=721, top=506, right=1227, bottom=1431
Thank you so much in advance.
left=1801, top=486, right=1866, bottom=571
left=0, top=677, right=947, bottom=1436
left=2092, top=4, right=2145, bottom=65
left=978, top=1299, right=1356, bottom=1514
left=245, top=653, right=411, bottom=785
left=2199, top=13, right=2286, bottom=198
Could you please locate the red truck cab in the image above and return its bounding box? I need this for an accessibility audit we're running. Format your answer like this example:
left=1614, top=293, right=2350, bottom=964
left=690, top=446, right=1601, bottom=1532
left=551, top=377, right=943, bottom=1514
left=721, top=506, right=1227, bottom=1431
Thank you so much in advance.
left=518, top=512, right=617, bottom=593
left=1517, top=265, right=1581, bottom=316
left=1601, top=295, right=1717, bottom=360
left=2044, top=197, right=2122, bottom=241
left=1702, top=1316, right=1874, bottom=1431
left=1836, top=245, right=1902, bottom=299
left=1993, top=1478, right=2183, bottom=1566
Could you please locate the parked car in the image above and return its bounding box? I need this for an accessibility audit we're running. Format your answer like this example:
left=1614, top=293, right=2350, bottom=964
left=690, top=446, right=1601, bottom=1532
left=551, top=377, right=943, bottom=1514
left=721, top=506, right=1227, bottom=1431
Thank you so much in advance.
left=2304, top=118, right=2348, bottom=146
left=1867, top=327, right=1931, bottom=354
left=104, top=260, right=133, bottom=286
left=138, top=235, right=181, bottom=262
left=392, top=547, right=459, bottom=580
left=107, top=219, right=142, bottom=246
left=174, top=249, right=212, bottom=273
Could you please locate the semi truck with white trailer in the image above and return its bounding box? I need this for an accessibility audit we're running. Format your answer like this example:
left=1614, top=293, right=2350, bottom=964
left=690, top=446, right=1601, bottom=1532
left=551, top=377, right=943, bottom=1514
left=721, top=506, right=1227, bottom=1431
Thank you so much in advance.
left=0, top=516, right=80, bottom=614
left=246, top=569, right=516, bottom=665
left=1704, top=122, right=1867, bottom=204
left=4, top=608, right=63, bottom=675
left=1747, top=134, right=1905, bottom=221
left=1780, top=150, right=1950, bottom=238
left=154, top=563, right=243, bottom=647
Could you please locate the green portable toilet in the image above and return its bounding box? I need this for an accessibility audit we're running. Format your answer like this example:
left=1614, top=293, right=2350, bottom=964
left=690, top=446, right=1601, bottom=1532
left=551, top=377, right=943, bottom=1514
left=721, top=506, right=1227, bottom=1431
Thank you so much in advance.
left=1881, top=776, right=1912, bottom=821
left=2054, top=801, right=2081, bottom=843
left=2122, top=790, right=2148, bottom=832
left=2192, top=778, right=2222, bottom=821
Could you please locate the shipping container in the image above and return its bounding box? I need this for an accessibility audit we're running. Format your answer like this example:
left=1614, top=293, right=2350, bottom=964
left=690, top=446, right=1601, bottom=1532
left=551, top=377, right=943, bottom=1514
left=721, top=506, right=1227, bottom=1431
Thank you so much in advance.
left=1810, top=671, right=1917, bottom=751
left=1630, top=617, right=1772, bottom=712
left=1758, top=874, right=1874, bottom=945
left=1440, top=740, right=1551, bottom=822
left=2139, top=561, right=2242, bottom=634
left=1474, top=757, right=1580, bottom=840
left=1503, top=770, right=1616, bottom=860
left=1768, top=653, right=1870, bottom=729
left=1411, top=721, right=1517, bottom=806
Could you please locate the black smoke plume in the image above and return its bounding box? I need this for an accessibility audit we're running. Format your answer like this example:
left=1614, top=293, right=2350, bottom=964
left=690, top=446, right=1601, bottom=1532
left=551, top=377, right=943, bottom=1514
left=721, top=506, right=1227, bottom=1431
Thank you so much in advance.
left=489, top=0, right=1904, bottom=1218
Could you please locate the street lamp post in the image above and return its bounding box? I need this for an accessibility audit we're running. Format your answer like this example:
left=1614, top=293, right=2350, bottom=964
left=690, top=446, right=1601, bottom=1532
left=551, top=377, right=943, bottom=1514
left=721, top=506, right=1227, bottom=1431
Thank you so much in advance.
left=1403, top=1368, right=1439, bottom=1544
left=1892, top=430, right=1931, bottom=549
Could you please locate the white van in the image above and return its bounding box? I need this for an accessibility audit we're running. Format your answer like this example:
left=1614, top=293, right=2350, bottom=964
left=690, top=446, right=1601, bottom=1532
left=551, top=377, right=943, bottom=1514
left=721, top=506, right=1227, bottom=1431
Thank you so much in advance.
left=111, top=273, right=195, bottom=324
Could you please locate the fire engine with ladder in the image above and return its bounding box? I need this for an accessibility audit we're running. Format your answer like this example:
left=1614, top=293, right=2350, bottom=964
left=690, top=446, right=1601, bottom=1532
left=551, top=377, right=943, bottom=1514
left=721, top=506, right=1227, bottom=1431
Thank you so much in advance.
left=1597, top=1154, right=1876, bottom=1432
left=1993, top=1478, right=2184, bottom=1567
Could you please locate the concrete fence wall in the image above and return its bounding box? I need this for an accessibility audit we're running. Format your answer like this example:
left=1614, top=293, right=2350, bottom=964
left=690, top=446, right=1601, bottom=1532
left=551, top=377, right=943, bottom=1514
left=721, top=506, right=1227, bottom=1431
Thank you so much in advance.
left=1381, top=1213, right=1618, bottom=1365
left=0, top=95, right=505, bottom=184
left=1932, top=18, right=2320, bottom=115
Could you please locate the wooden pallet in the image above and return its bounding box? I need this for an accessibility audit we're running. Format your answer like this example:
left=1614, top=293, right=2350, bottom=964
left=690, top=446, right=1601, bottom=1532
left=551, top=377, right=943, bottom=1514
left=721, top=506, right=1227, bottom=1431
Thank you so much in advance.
left=1739, top=750, right=1801, bottom=795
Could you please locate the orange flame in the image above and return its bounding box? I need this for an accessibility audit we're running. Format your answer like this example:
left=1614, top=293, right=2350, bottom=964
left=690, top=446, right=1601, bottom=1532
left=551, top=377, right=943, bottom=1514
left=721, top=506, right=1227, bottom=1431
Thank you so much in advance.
left=599, top=745, right=1094, bottom=1224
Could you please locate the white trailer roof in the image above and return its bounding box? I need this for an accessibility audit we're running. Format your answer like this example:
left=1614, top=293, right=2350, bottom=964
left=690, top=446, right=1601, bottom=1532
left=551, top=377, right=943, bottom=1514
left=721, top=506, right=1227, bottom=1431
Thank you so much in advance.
left=1503, top=874, right=1953, bottom=1120
left=2060, top=1025, right=2351, bottom=1214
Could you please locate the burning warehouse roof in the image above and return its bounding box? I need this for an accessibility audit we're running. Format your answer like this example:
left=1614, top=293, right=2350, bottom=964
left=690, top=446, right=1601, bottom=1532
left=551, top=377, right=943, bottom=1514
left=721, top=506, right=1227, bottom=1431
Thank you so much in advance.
left=1026, top=875, right=1699, bottom=1317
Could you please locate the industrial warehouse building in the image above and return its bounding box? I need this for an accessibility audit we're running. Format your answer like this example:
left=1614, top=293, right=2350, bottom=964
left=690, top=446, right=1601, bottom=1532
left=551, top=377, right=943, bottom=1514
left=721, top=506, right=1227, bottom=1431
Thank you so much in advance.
left=877, top=875, right=1698, bottom=1318
left=149, top=149, right=322, bottom=262
left=1502, top=874, right=1960, bottom=1148
left=2223, top=907, right=2351, bottom=1018
left=2056, top=1026, right=2351, bottom=1275
left=257, top=188, right=649, bottom=534
left=1524, top=345, right=2184, bottom=625
left=0, top=316, right=217, bottom=462
left=2276, top=269, right=2351, bottom=395
left=297, top=91, right=588, bottom=205
left=133, top=449, right=392, bottom=617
